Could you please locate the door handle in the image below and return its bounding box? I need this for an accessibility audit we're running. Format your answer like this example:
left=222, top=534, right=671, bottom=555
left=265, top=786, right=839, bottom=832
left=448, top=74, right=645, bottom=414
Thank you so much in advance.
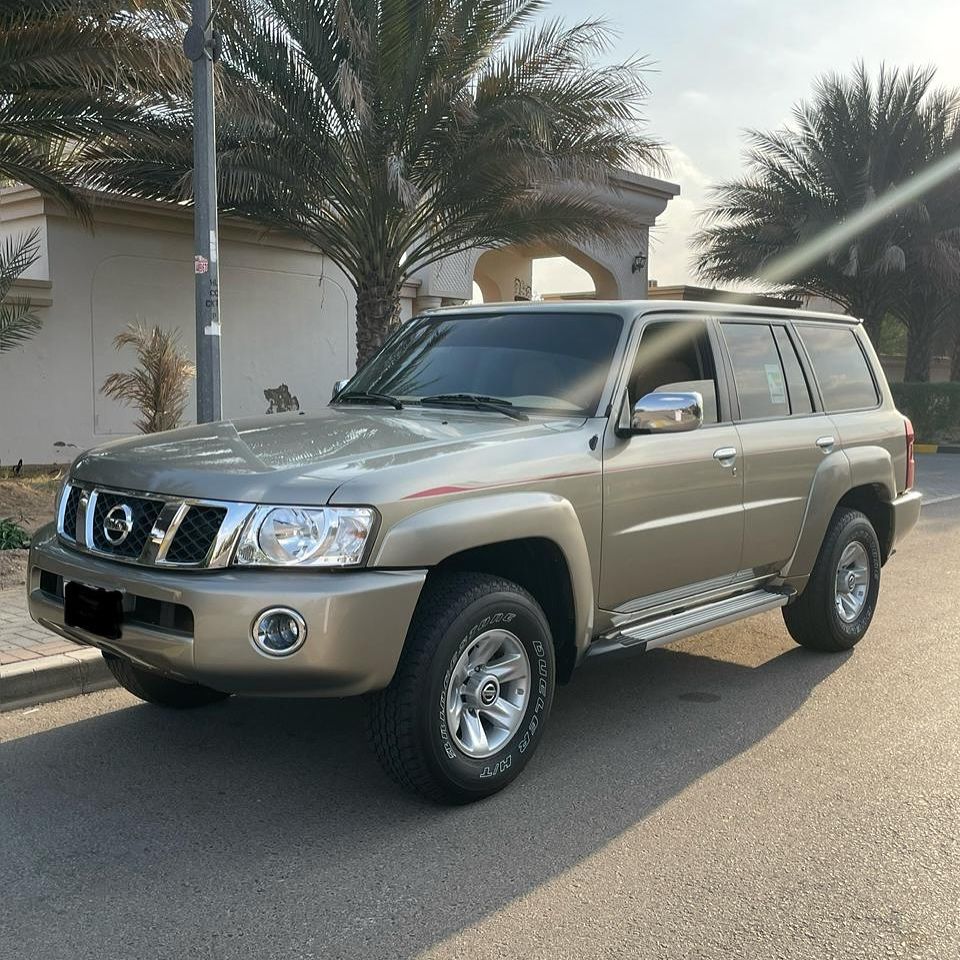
left=816, top=435, right=836, bottom=453
left=713, top=446, right=737, bottom=466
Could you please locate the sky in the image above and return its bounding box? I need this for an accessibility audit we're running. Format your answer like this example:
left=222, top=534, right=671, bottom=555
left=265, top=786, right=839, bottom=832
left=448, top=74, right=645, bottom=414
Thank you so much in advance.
left=532, top=0, right=960, bottom=295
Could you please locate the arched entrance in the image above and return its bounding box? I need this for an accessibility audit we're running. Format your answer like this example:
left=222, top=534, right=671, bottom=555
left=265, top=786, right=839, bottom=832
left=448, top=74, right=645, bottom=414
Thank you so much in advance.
left=409, top=170, right=680, bottom=310
left=470, top=239, right=633, bottom=303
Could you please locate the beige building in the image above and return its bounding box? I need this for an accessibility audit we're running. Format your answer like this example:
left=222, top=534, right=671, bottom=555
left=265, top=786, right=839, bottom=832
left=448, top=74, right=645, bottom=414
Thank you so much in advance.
left=646, top=281, right=801, bottom=309
left=0, top=172, right=679, bottom=465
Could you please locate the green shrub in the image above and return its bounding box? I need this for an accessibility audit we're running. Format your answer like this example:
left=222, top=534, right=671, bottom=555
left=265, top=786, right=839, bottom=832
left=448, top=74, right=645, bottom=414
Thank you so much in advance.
left=890, top=382, right=960, bottom=444
left=0, top=517, right=30, bottom=550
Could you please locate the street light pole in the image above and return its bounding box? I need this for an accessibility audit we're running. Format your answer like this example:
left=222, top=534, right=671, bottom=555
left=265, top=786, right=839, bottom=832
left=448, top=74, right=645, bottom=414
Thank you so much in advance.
left=183, top=0, right=222, bottom=423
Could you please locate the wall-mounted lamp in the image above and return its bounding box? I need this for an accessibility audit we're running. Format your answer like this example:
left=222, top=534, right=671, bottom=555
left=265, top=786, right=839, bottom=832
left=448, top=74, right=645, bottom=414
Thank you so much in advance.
left=631, top=252, right=648, bottom=274
left=514, top=277, right=532, bottom=301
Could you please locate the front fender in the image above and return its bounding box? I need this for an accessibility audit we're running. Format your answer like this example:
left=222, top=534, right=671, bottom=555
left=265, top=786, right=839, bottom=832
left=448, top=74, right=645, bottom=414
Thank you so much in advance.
left=371, top=492, right=595, bottom=656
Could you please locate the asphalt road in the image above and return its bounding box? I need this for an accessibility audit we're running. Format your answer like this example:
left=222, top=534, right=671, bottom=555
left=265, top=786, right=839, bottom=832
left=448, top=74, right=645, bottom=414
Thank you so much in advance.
left=2, top=457, right=958, bottom=960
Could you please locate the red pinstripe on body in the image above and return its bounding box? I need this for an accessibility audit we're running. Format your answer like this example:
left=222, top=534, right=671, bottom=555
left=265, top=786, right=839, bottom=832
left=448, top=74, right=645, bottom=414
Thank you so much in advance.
left=402, top=470, right=595, bottom=499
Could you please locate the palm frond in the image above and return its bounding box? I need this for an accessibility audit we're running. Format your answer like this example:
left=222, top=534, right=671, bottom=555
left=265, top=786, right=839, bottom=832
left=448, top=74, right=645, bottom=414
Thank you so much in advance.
left=0, top=298, right=43, bottom=353
left=0, top=229, right=42, bottom=352
left=0, top=0, right=187, bottom=221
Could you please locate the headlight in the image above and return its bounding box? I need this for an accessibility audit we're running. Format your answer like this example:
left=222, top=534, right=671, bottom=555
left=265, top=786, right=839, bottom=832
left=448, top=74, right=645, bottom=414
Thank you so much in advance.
left=233, top=506, right=377, bottom=567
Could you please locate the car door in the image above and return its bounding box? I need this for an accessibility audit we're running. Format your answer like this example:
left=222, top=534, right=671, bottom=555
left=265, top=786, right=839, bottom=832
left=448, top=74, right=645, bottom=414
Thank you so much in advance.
left=719, top=319, right=833, bottom=576
left=599, top=315, right=745, bottom=612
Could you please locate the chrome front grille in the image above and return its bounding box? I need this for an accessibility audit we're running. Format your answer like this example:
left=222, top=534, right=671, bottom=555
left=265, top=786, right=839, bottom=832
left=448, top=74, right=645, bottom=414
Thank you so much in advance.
left=56, top=483, right=252, bottom=569
left=91, top=491, right=164, bottom=559
left=164, top=505, right=228, bottom=564
left=60, top=486, right=82, bottom=542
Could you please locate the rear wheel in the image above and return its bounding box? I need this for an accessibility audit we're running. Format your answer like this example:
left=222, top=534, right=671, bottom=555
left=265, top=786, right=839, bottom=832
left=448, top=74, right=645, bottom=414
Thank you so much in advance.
left=367, top=572, right=556, bottom=804
left=783, top=507, right=881, bottom=652
left=104, top=653, right=231, bottom=708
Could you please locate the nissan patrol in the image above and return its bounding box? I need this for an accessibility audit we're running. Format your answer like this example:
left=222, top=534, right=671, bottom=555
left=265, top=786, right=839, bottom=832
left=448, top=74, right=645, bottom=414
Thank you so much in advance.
left=27, top=302, right=921, bottom=802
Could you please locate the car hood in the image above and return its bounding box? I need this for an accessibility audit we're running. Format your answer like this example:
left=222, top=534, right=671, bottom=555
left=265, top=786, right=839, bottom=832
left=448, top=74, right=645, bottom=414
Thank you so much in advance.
left=71, top=407, right=582, bottom=505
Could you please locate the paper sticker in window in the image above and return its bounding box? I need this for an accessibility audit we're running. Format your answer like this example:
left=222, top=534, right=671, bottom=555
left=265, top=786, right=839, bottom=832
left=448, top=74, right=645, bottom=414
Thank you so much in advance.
left=765, top=363, right=787, bottom=405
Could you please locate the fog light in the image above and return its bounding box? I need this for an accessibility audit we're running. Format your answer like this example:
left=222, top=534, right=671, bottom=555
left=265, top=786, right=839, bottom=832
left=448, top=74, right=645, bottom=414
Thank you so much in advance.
left=251, top=607, right=307, bottom=657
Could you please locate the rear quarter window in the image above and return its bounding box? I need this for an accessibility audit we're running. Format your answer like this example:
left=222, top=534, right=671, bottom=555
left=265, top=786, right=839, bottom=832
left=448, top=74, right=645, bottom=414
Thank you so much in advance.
left=721, top=322, right=791, bottom=420
left=797, top=325, right=879, bottom=411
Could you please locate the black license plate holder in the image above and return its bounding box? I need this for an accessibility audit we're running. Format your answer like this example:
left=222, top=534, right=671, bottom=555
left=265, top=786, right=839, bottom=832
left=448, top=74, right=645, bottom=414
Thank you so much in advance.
left=64, top=581, right=123, bottom=640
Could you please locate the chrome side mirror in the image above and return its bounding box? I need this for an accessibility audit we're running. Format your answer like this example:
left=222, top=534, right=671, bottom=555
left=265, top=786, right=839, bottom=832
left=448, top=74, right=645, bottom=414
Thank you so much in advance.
left=619, top=391, right=703, bottom=435
left=331, top=378, right=349, bottom=401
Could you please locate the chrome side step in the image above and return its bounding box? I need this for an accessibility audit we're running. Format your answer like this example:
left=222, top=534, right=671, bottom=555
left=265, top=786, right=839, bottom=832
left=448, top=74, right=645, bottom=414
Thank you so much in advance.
left=586, top=589, right=792, bottom=659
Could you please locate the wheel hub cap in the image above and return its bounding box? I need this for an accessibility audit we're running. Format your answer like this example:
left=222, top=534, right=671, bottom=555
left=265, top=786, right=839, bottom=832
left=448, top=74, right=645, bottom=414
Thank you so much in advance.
left=478, top=677, right=499, bottom=706
left=835, top=541, right=870, bottom=623
left=445, top=629, right=531, bottom=759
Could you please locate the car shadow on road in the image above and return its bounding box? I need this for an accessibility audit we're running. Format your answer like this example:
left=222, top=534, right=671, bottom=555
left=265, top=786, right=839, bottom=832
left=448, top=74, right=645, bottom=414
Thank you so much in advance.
left=0, top=634, right=849, bottom=959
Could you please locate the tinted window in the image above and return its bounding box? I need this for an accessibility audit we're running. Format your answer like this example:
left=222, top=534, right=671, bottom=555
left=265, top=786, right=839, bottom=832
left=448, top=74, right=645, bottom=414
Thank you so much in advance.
left=798, top=326, right=879, bottom=411
left=773, top=326, right=813, bottom=414
left=630, top=320, right=721, bottom=423
left=345, top=311, right=623, bottom=416
left=722, top=323, right=790, bottom=420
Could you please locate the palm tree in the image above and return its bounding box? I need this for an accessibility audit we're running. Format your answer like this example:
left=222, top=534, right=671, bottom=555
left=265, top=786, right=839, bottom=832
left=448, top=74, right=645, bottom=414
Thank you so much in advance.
left=694, top=65, right=960, bottom=361
left=79, top=0, right=664, bottom=364
left=892, top=88, right=960, bottom=381
left=100, top=323, right=195, bottom=432
left=0, top=1, right=186, bottom=221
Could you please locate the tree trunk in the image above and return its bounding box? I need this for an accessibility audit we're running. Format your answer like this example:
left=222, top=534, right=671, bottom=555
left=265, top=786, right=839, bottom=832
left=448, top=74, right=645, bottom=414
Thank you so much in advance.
left=903, top=320, right=935, bottom=382
left=354, top=274, right=403, bottom=368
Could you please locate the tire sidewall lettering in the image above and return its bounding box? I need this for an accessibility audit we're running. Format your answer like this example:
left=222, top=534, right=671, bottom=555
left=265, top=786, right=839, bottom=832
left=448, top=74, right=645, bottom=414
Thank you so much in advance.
left=434, top=600, right=552, bottom=786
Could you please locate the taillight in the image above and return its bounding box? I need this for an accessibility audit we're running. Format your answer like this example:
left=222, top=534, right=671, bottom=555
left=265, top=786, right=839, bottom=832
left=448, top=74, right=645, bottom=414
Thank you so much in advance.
left=904, top=417, right=915, bottom=491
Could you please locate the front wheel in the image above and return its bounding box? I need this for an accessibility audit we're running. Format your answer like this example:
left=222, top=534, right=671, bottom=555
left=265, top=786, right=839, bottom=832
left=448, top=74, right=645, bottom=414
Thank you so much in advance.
left=783, top=507, right=881, bottom=652
left=104, top=653, right=231, bottom=708
left=367, top=572, right=556, bottom=803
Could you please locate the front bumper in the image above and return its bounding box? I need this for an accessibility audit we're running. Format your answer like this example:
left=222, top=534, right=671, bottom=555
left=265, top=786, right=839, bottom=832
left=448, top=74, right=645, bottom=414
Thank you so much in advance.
left=27, top=526, right=426, bottom=697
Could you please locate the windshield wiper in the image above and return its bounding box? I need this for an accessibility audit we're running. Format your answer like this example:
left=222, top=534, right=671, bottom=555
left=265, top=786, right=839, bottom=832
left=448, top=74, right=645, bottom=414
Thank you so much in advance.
left=334, top=391, right=403, bottom=410
left=418, top=393, right=528, bottom=421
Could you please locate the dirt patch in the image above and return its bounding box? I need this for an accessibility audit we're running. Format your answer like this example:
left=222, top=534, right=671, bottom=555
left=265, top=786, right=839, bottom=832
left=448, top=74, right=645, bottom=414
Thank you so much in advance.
left=0, top=472, right=61, bottom=590
left=0, top=472, right=61, bottom=534
left=0, top=550, right=28, bottom=590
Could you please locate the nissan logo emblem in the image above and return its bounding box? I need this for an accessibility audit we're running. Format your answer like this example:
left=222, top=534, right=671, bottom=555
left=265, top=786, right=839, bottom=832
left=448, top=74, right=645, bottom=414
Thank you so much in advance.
left=102, top=504, right=134, bottom=545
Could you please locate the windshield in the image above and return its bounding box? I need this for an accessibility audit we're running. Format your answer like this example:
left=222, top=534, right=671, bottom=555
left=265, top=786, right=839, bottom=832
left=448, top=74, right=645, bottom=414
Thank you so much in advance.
left=341, top=311, right=623, bottom=417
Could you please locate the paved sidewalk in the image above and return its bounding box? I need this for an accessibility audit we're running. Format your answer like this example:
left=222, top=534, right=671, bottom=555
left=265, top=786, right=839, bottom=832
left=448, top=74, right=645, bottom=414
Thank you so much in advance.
left=0, top=587, right=113, bottom=711
left=0, top=588, right=82, bottom=665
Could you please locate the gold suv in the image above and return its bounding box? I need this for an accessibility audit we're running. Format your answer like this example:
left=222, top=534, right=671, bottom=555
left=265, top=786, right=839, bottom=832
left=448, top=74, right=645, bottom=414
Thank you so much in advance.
left=28, top=302, right=921, bottom=802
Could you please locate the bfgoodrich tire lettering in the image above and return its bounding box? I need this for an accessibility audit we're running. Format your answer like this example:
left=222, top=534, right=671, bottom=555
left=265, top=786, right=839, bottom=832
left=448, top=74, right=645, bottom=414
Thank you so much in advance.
left=367, top=572, right=556, bottom=803
left=783, top=507, right=882, bottom=652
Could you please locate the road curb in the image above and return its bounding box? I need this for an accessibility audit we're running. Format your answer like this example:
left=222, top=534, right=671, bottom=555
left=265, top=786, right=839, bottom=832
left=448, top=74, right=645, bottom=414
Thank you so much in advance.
left=916, top=444, right=960, bottom=455
left=0, top=648, right=116, bottom=713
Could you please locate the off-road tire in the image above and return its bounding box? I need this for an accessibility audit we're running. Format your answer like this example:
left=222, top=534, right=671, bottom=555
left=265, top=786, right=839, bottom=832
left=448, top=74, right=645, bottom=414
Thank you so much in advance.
left=367, top=572, right=556, bottom=804
left=104, top=653, right=231, bottom=708
left=783, top=507, right=881, bottom=652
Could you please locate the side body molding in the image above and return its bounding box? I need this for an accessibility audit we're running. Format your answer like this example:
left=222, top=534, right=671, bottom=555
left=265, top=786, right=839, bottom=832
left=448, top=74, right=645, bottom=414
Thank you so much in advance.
left=371, top=492, right=596, bottom=656
left=783, top=445, right=896, bottom=581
